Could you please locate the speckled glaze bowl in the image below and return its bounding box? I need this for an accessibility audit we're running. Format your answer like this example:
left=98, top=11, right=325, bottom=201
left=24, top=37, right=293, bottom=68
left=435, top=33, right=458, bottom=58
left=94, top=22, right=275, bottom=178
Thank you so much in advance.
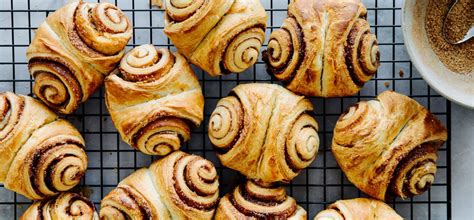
left=402, top=0, right=474, bottom=108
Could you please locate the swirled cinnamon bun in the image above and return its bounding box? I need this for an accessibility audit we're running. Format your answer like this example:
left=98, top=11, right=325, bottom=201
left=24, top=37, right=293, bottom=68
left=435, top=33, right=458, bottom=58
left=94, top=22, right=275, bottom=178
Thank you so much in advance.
left=215, top=180, right=307, bottom=219
left=262, top=0, right=379, bottom=97
left=208, top=83, right=319, bottom=183
left=0, top=92, right=87, bottom=200
left=27, top=0, right=132, bottom=114
left=105, top=45, right=204, bottom=156
left=20, top=193, right=98, bottom=220
left=314, top=198, right=402, bottom=220
left=163, top=0, right=267, bottom=76
left=332, top=91, right=448, bottom=200
left=100, top=151, right=219, bottom=219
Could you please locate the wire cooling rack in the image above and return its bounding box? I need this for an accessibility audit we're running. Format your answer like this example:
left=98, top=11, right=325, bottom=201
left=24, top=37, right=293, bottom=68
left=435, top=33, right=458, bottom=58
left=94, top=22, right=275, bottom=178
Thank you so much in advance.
left=0, top=0, right=451, bottom=219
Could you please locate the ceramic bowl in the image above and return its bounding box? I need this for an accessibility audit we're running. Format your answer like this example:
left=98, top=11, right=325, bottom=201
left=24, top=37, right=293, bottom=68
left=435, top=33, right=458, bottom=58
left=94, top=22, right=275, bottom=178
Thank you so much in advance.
left=402, top=0, right=474, bottom=108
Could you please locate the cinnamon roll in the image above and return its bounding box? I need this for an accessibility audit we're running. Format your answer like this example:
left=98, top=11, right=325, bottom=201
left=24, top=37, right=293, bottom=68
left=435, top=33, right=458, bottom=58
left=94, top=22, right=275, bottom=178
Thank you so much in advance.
left=0, top=92, right=87, bottom=200
left=105, top=45, right=204, bottom=156
left=163, top=0, right=267, bottom=76
left=208, top=83, right=319, bottom=183
left=20, top=193, right=98, bottom=220
left=332, top=91, right=448, bottom=200
left=215, top=180, right=307, bottom=219
left=27, top=0, right=132, bottom=114
left=314, top=198, right=402, bottom=220
left=262, top=0, right=380, bottom=97
left=100, top=151, right=219, bottom=219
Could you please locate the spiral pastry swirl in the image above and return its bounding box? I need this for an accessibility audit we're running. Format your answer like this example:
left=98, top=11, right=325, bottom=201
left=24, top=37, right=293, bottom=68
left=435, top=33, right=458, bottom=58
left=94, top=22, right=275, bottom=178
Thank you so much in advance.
left=215, top=180, right=307, bottom=219
left=314, top=198, right=402, bottom=220
left=27, top=1, right=132, bottom=114
left=208, top=96, right=244, bottom=150
left=264, top=18, right=303, bottom=83
left=100, top=151, right=219, bottom=219
left=345, top=19, right=380, bottom=86
left=389, top=144, right=439, bottom=199
left=0, top=92, right=87, bottom=200
left=332, top=91, right=448, bottom=200
left=208, top=83, right=319, bottom=183
left=105, top=45, right=204, bottom=156
left=119, top=44, right=175, bottom=82
left=20, top=193, right=98, bottom=220
left=29, top=59, right=83, bottom=114
left=262, top=0, right=380, bottom=97
left=164, top=0, right=267, bottom=76
left=75, top=2, right=131, bottom=55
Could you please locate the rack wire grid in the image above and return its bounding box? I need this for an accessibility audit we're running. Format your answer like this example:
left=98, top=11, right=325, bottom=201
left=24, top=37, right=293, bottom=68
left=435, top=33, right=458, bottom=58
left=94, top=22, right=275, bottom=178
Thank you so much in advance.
left=0, top=0, right=451, bottom=219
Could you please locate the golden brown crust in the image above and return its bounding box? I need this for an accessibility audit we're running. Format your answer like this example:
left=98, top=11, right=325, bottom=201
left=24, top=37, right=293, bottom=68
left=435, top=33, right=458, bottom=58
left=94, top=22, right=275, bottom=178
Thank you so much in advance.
left=208, top=83, right=319, bottom=183
left=314, top=198, right=403, bottom=220
left=215, top=180, right=307, bottom=220
left=164, top=0, right=267, bottom=76
left=27, top=1, right=132, bottom=114
left=0, top=92, right=87, bottom=200
left=262, top=0, right=379, bottom=97
left=105, top=45, right=204, bottom=156
left=332, top=91, right=448, bottom=200
left=20, top=192, right=98, bottom=220
left=100, top=151, right=219, bottom=220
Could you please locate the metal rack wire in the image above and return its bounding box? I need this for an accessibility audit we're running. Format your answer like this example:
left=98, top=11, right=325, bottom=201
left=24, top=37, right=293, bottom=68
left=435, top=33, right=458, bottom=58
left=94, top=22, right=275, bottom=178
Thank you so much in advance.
left=0, top=0, right=450, bottom=219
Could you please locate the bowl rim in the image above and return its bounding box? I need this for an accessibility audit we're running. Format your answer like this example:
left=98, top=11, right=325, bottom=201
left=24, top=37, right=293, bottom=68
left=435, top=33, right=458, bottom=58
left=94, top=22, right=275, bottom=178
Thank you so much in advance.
left=401, top=0, right=474, bottom=109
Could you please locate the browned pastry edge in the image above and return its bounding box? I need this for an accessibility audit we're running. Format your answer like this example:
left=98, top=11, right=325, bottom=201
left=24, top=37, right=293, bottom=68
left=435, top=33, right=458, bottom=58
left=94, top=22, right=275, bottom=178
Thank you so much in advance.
left=29, top=58, right=83, bottom=111
left=262, top=0, right=380, bottom=97
left=208, top=83, right=319, bottom=183
left=332, top=91, right=447, bottom=200
left=27, top=0, right=132, bottom=114
left=314, top=198, right=403, bottom=220
left=262, top=16, right=305, bottom=84
left=100, top=151, right=219, bottom=219
left=20, top=192, right=98, bottom=220
left=0, top=92, right=88, bottom=200
left=105, top=45, right=204, bottom=156
left=215, top=180, right=307, bottom=219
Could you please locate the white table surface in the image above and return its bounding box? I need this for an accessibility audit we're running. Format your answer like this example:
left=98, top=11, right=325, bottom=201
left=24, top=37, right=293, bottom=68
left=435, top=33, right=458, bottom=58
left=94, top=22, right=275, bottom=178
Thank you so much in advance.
left=451, top=104, right=474, bottom=219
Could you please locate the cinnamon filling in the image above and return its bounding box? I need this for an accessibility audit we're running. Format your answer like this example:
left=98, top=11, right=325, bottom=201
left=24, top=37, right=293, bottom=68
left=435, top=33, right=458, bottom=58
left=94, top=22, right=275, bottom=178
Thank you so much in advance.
left=229, top=185, right=296, bottom=219
left=28, top=140, right=85, bottom=197
left=213, top=94, right=245, bottom=154
left=185, top=160, right=217, bottom=197
left=117, top=187, right=152, bottom=219
left=131, top=117, right=191, bottom=149
left=45, top=155, right=84, bottom=193
left=220, top=24, right=266, bottom=75
left=387, top=143, right=439, bottom=199
left=119, top=46, right=175, bottom=82
left=0, top=96, right=23, bottom=141
left=36, top=199, right=48, bottom=218
left=345, top=28, right=369, bottom=87
left=285, top=113, right=317, bottom=172
left=263, top=17, right=306, bottom=84
left=71, top=6, right=107, bottom=58
left=172, top=155, right=218, bottom=211
left=166, top=0, right=206, bottom=23
left=29, top=58, right=83, bottom=108
left=66, top=194, right=96, bottom=216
